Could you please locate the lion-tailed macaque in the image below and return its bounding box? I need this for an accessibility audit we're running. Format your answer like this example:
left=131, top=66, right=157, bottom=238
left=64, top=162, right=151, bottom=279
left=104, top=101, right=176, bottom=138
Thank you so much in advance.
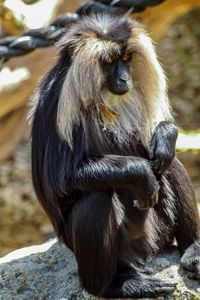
left=30, top=14, right=200, bottom=298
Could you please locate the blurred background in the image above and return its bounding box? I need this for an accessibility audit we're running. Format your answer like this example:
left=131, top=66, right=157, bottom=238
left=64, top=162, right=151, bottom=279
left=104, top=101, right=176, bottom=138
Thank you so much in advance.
left=0, top=0, right=199, bottom=257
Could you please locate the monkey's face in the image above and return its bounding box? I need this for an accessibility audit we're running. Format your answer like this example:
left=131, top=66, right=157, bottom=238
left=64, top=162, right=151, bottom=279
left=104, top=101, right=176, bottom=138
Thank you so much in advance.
left=58, top=14, right=169, bottom=124
left=102, top=54, right=133, bottom=95
left=56, top=15, right=171, bottom=145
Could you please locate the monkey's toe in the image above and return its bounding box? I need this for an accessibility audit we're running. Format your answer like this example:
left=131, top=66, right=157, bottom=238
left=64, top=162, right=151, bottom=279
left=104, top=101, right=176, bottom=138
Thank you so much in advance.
left=188, top=271, right=200, bottom=281
left=182, top=258, right=200, bottom=281
left=141, top=266, right=154, bottom=275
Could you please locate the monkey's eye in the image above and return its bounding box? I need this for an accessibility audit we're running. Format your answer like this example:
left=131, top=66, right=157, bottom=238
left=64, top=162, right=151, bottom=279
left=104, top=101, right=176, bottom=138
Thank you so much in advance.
left=122, top=53, right=131, bottom=62
left=101, top=57, right=114, bottom=66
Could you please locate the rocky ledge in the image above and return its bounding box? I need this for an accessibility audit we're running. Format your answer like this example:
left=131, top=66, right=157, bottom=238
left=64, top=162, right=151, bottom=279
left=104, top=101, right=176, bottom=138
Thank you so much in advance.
left=0, top=239, right=200, bottom=300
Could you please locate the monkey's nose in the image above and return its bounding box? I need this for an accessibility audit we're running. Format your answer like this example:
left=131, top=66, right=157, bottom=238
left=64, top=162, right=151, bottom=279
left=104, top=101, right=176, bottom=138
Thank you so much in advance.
left=119, top=73, right=129, bottom=83
left=119, top=78, right=128, bottom=84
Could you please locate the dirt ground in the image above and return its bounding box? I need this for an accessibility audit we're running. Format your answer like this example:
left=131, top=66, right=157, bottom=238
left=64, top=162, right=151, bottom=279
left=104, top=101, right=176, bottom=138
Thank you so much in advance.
left=0, top=9, right=199, bottom=257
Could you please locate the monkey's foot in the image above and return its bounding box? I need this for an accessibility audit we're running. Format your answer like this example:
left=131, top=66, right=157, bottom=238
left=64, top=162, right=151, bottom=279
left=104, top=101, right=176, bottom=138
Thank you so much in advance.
left=181, top=241, right=200, bottom=280
left=105, top=274, right=176, bottom=298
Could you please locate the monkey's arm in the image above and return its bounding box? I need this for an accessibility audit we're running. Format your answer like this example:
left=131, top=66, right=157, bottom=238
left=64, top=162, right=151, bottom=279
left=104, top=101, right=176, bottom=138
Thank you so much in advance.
left=149, top=121, right=178, bottom=175
left=76, top=0, right=165, bottom=16
left=71, top=155, right=159, bottom=209
left=94, top=0, right=165, bottom=10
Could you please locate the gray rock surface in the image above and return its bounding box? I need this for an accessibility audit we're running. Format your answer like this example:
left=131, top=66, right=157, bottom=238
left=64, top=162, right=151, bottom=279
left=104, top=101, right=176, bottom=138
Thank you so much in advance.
left=0, top=239, right=200, bottom=300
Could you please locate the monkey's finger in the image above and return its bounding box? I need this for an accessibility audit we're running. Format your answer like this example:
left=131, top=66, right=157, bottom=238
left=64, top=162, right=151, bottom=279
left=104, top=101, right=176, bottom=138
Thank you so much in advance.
left=133, top=199, right=140, bottom=208
left=152, top=153, right=173, bottom=174
left=157, top=154, right=174, bottom=174
left=133, top=199, right=150, bottom=210
left=152, top=157, right=164, bottom=173
left=142, top=266, right=154, bottom=275
left=133, top=200, right=148, bottom=210
left=132, top=265, right=154, bottom=275
left=157, top=159, right=169, bottom=174
left=149, top=138, right=157, bottom=159
left=187, top=271, right=200, bottom=281
left=151, top=190, right=159, bottom=206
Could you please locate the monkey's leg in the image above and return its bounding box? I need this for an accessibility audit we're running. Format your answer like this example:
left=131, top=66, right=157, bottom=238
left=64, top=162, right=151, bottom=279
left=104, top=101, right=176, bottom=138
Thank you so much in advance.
left=167, top=158, right=200, bottom=280
left=69, top=191, right=122, bottom=296
left=69, top=191, right=176, bottom=298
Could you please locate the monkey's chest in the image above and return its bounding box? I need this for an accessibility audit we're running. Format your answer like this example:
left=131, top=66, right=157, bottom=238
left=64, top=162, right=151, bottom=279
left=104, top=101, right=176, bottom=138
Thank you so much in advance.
left=85, top=113, right=148, bottom=155
left=87, top=130, right=149, bottom=158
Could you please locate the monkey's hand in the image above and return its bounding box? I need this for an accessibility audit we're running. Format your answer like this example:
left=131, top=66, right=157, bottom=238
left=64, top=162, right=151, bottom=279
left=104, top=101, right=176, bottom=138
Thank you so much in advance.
left=132, top=160, right=160, bottom=210
left=149, top=121, right=178, bottom=175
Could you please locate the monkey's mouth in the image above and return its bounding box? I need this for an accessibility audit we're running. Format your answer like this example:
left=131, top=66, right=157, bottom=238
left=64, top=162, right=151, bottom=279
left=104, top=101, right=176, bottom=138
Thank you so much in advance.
left=112, top=87, right=129, bottom=96
left=108, top=80, right=132, bottom=96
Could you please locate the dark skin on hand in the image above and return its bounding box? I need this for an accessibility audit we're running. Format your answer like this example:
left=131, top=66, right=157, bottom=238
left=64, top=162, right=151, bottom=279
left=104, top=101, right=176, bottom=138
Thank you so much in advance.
left=150, top=121, right=178, bottom=175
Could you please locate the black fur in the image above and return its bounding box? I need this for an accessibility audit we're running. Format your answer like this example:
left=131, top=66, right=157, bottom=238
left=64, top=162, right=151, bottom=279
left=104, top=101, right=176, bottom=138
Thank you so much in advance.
left=76, top=0, right=165, bottom=16
left=31, top=17, right=200, bottom=299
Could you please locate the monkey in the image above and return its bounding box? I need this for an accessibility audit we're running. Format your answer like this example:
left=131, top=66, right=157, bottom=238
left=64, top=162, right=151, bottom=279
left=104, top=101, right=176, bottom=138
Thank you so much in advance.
left=30, top=14, right=200, bottom=298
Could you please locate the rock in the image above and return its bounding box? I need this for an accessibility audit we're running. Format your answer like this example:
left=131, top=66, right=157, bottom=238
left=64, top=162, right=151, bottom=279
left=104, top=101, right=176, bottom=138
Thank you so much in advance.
left=0, top=239, right=93, bottom=300
left=0, top=240, right=200, bottom=300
